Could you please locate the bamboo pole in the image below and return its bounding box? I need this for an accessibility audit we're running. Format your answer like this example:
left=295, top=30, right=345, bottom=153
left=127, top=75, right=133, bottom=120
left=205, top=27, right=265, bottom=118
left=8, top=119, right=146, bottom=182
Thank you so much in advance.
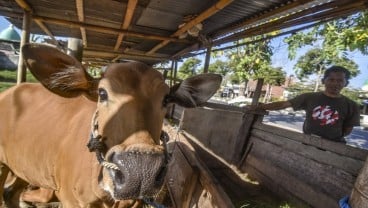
left=17, top=10, right=31, bottom=84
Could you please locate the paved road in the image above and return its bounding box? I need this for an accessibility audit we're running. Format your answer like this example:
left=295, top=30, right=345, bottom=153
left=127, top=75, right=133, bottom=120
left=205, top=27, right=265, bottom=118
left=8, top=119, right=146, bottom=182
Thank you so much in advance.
left=263, top=111, right=368, bottom=150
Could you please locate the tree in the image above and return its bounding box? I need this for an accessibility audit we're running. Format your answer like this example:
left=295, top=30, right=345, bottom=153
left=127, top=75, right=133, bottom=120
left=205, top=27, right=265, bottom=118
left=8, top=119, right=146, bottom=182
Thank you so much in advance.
left=207, top=59, right=231, bottom=76
left=256, top=66, right=286, bottom=102
left=285, top=11, right=368, bottom=58
left=224, top=35, right=276, bottom=92
left=177, top=57, right=201, bottom=79
left=284, top=11, right=367, bottom=89
left=293, top=48, right=359, bottom=91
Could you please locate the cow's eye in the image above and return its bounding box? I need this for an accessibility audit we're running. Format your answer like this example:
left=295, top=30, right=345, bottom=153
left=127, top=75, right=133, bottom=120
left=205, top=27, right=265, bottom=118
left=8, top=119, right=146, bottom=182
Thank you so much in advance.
left=98, top=88, right=108, bottom=102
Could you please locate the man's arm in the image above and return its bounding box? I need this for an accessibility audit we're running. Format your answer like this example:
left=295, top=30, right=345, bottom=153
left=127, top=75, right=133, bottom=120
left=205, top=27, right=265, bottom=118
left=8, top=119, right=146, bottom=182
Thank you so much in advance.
left=257, top=101, right=292, bottom=111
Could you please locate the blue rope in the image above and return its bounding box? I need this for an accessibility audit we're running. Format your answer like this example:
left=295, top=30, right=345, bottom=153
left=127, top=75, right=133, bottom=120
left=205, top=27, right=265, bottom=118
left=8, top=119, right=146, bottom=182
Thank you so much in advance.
left=339, top=196, right=351, bottom=208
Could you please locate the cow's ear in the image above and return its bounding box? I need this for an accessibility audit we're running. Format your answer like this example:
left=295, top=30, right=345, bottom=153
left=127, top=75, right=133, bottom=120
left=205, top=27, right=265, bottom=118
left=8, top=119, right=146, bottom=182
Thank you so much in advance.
left=168, top=73, right=222, bottom=108
left=22, top=43, right=98, bottom=101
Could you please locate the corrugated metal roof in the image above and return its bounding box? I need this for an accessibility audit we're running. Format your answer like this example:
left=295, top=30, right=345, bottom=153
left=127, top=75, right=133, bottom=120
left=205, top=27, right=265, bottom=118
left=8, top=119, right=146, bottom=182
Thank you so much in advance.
left=0, top=0, right=366, bottom=65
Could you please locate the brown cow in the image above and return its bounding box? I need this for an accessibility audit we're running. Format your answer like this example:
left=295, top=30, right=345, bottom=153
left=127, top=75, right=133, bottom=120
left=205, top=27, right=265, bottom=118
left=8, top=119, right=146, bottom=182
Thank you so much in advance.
left=0, top=43, right=221, bottom=207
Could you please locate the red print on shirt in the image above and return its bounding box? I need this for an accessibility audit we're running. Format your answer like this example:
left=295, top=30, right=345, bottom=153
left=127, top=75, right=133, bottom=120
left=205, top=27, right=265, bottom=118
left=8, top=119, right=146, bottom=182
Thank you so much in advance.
left=312, top=105, right=339, bottom=126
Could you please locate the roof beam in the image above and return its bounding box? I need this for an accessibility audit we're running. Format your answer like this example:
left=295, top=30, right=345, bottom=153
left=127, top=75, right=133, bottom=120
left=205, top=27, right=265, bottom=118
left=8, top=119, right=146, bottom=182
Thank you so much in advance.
left=146, top=0, right=234, bottom=55
left=173, top=0, right=368, bottom=59
left=84, top=48, right=168, bottom=62
left=15, top=0, right=58, bottom=45
left=212, top=0, right=317, bottom=39
left=76, top=0, right=87, bottom=47
left=113, top=0, right=138, bottom=51
left=214, top=0, right=367, bottom=45
left=31, top=15, right=190, bottom=43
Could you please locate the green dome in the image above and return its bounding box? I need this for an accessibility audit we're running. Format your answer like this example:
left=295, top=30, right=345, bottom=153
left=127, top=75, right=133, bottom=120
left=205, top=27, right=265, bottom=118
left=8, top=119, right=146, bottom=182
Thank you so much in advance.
left=0, top=25, right=21, bottom=42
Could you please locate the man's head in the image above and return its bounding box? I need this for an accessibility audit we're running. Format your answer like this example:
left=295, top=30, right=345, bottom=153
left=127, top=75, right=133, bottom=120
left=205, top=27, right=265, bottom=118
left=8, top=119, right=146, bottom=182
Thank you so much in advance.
left=322, top=66, right=350, bottom=97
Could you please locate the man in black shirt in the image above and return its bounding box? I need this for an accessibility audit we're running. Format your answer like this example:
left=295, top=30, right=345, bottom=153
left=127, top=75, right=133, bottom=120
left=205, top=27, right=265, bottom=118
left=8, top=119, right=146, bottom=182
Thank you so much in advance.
left=248, top=66, right=360, bottom=142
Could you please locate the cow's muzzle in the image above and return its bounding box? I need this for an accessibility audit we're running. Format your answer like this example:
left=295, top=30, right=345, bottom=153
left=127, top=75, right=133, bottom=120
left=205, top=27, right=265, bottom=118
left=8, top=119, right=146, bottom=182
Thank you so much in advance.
left=106, top=148, right=167, bottom=200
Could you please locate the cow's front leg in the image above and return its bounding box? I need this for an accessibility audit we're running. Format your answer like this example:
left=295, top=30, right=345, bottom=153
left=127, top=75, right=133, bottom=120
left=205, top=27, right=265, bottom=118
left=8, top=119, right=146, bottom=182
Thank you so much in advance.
left=0, top=163, right=10, bottom=207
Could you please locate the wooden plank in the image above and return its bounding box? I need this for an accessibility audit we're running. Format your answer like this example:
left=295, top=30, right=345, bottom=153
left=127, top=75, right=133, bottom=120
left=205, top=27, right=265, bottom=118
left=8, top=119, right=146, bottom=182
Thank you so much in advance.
left=31, top=15, right=188, bottom=42
left=165, top=144, right=199, bottom=208
left=176, top=140, right=235, bottom=208
left=244, top=155, right=339, bottom=208
left=76, top=0, right=87, bottom=47
left=163, top=123, right=234, bottom=208
left=251, top=129, right=365, bottom=175
left=113, top=0, right=138, bottom=51
left=350, top=157, right=368, bottom=208
left=253, top=123, right=368, bottom=161
left=232, top=113, right=257, bottom=164
left=181, top=108, right=243, bottom=163
left=242, top=137, right=356, bottom=201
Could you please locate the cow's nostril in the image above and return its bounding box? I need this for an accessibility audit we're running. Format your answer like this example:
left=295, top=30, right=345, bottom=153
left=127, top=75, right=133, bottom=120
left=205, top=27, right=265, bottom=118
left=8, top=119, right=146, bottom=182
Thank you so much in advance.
left=154, top=165, right=167, bottom=186
left=110, top=168, right=125, bottom=185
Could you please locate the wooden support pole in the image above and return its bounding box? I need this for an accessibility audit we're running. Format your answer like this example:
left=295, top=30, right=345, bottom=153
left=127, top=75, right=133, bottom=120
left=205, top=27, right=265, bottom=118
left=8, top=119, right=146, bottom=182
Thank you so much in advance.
left=169, top=60, right=178, bottom=119
left=349, top=156, right=368, bottom=207
left=232, top=78, right=265, bottom=165
left=67, top=38, right=84, bottom=62
left=203, top=45, right=212, bottom=73
left=252, top=78, right=264, bottom=105
left=17, top=10, right=31, bottom=84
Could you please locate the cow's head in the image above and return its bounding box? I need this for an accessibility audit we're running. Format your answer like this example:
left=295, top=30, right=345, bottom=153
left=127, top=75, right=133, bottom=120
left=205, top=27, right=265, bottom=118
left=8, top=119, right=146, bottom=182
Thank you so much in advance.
left=22, top=43, right=221, bottom=201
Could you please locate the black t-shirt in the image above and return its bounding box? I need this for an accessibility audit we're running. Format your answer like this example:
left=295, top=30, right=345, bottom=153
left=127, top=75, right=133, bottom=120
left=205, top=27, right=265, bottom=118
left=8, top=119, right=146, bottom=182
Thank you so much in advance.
left=289, top=92, right=360, bottom=142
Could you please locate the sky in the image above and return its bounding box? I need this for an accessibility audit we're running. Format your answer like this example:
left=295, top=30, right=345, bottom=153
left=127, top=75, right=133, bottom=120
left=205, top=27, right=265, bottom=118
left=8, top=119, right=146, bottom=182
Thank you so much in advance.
left=1, top=16, right=367, bottom=89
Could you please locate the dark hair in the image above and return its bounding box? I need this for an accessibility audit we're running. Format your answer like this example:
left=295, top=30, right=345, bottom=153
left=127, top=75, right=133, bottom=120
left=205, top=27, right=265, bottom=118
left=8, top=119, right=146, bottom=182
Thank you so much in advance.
left=321, top=66, right=351, bottom=86
left=322, top=65, right=351, bottom=81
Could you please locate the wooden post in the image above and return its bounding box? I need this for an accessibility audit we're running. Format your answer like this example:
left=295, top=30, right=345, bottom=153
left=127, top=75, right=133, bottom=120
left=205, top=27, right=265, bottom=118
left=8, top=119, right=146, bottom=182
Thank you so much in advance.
left=67, top=38, right=83, bottom=62
left=349, top=157, right=368, bottom=207
left=203, top=45, right=212, bottom=73
left=169, top=60, right=178, bottom=119
left=17, top=10, right=31, bottom=84
left=232, top=78, right=265, bottom=166
left=252, top=78, right=264, bottom=105
left=169, top=60, right=175, bottom=87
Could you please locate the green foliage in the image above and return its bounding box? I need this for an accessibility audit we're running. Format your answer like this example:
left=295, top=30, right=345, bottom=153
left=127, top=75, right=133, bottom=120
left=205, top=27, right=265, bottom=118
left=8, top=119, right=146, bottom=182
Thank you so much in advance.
left=0, top=69, right=38, bottom=92
left=177, top=57, right=201, bottom=79
left=207, top=59, right=231, bottom=76
left=0, top=82, right=15, bottom=92
left=293, top=47, right=359, bottom=91
left=285, top=82, right=362, bottom=104
left=293, top=48, right=359, bottom=80
left=224, top=34, right=277, bottom=83
left=285, top=11, right=368, bottom=57
left=341, top=88, right=362, bottom=105
left=284, top=11, right=367, bottom=90
left=256, top=66, right=286, bottom=86
left=284, top=27, right=318, bottom=59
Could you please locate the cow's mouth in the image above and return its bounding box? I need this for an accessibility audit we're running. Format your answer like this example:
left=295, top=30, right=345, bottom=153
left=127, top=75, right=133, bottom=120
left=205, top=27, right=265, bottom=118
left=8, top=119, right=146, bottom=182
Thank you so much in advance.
left=103, top=150, right=166, bottom=200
